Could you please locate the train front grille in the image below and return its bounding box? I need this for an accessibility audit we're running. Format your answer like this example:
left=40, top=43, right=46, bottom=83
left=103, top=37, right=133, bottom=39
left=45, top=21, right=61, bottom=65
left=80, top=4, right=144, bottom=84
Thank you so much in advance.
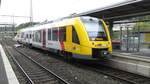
left=92, top=48, right=108, bottom=58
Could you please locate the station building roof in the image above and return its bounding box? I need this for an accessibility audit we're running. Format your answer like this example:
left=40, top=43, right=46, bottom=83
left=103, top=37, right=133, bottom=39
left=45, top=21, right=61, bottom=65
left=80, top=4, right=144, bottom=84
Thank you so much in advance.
left=79, top=0, right=150, bottom=21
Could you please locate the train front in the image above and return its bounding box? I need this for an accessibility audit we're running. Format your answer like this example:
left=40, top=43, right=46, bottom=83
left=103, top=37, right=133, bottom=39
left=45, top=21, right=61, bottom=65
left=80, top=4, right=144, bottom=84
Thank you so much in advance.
left=77, top=16, right=112, bottom=60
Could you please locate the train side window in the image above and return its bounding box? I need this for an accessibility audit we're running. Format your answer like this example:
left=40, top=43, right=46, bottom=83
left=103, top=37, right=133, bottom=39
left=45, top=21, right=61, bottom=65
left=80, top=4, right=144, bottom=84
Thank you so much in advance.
left=59, top=27, right=66, bottom=41
left=30, top=34, right=32, bottom=39
left=48, top=29, right=51, bottom=40
left=34, top=30, right=41, bottom=42
left=26, top=34, right=28, bottom=38
left=32, top=34, right=34, bottom=40
left=17, top=34, right=19, bottom=37
left=52, top=28, right=58, bottom=41
left=72, top=26, right=79, bottom=44
left=21, top=32, right=24, bottom=38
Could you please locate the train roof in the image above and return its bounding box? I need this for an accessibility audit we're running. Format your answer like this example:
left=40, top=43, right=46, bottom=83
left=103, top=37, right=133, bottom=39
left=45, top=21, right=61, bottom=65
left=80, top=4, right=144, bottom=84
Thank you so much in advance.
left=18, top=16, right=101, bottom=32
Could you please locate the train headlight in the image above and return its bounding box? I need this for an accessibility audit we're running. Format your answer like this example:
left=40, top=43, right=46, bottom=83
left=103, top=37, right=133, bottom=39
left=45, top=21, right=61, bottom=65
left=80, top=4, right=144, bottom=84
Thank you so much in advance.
left=103, top=51, right=108, bottom=55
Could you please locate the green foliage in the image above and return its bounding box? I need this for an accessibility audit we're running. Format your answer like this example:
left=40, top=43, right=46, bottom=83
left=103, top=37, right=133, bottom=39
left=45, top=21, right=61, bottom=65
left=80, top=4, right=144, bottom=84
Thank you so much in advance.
left=133, top=15, right=150, bottom=32
left=16, top=22, right=39, bottom=31
left=134, top=22, right=150, bottom=31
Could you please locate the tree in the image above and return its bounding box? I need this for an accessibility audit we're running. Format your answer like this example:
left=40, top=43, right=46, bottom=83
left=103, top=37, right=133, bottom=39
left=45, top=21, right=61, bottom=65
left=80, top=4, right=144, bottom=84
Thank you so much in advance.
left=133, top=15, right=150, bottom=32
left=16, top=22, right=39, bottom=31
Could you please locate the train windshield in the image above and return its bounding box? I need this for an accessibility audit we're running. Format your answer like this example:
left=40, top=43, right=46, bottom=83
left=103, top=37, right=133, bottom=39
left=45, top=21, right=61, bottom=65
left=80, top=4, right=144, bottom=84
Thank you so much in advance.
left=81, top=17, right=107, bottom=41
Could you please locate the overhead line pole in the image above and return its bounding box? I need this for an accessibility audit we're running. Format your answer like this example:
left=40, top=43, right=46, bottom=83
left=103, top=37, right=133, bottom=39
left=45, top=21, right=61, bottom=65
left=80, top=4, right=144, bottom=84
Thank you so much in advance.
left=30, top=0, right=33, bottom=26
left=0, top=15, right=31, bottom=37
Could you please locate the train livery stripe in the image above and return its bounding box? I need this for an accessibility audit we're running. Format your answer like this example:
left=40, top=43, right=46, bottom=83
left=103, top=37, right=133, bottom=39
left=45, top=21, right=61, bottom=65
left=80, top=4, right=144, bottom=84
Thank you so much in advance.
left=60, top=41, right=64, bottom=50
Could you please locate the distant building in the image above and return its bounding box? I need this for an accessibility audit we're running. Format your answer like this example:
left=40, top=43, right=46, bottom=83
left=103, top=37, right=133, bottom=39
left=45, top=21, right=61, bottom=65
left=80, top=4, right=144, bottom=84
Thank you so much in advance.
left=0, top=23, right=16, bottom=38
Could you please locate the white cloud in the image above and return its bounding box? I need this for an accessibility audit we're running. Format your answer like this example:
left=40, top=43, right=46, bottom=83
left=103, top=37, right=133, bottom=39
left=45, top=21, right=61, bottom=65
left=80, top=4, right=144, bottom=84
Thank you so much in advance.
left=0, top=0, right=126, bottom=25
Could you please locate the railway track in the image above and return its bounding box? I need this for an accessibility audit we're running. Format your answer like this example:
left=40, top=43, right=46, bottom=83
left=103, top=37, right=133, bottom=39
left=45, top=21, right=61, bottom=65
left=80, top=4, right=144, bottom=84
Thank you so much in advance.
left=19, top=46, right=150, bottom=84
left=2, top=40, right=70, bottom=84
left=2, top=39, right=150, bottom=84
left=14, top=46, right=85, bottom=84
left=18, top=45, right=150, bottom=84
left=74, top=61, right=150, bottom=84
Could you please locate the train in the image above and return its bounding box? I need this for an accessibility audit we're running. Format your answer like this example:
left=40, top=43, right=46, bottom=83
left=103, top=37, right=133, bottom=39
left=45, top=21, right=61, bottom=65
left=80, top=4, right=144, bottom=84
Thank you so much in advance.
left=14, top=16, right=112, bottom=60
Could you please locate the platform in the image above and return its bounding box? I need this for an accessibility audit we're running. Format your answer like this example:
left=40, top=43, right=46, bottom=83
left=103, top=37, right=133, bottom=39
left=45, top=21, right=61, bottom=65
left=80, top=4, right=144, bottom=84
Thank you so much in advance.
left=102, top=50, right=150, bottom=78
left=0, top=44, right=19, bottom=84
left=113, top=49, right=150, bottom=58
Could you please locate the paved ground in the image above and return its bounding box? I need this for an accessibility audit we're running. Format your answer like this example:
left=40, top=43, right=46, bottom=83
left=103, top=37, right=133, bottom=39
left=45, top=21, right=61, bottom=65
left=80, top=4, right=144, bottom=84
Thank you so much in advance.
left=114, top=49, right=150, bottom=58
left=0, top=44, right=19, bottom=84
left=0, top=52, right=9, bottom=84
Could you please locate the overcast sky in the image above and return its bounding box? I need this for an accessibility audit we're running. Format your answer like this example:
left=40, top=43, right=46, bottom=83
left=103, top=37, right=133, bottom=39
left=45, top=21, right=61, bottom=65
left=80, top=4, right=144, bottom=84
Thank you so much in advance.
left=0, top=0, right=126, bottom=25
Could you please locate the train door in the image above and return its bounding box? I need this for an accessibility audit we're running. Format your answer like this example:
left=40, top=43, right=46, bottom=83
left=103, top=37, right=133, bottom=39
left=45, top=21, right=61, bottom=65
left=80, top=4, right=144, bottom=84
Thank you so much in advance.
left=65, top=26, right=80, bottom=57
left=65, top=26, right=72, bottom=52
left=71, top=26, right=80, bottom=54
left=42, top=29, right=46, bottom=47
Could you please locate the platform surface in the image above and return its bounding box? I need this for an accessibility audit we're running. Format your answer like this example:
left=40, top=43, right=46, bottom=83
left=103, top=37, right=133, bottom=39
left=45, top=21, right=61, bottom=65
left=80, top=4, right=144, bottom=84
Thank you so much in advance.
left=110, top=50, right=150, bottom=77
left=0, top=44, right=19, bottom=84
left=113, top=49, right=150, bottom=60
left=0, top=52, right=9, bottom=84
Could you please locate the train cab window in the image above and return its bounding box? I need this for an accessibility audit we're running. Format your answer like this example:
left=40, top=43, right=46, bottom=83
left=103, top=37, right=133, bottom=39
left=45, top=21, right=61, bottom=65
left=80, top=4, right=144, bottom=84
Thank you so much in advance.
left=81, top=17, right=107, bottom=41
left=72, top=26, right=79, bottom=44
left=52, top=28, right=58, bottom=41
left=59, top=27, right=66, bottom=41
left=48, top=29, right=51, bottom=40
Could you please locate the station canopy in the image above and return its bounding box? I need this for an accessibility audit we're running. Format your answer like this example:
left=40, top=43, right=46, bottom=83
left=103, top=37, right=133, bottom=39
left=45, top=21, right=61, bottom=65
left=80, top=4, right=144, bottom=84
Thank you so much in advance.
left=79, top=0, right=150, bottom=21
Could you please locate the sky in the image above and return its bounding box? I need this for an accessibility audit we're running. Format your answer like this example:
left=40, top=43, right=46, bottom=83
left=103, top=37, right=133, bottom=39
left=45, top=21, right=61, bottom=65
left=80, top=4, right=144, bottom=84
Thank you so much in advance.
left=0, top=0, right=126, bottom=25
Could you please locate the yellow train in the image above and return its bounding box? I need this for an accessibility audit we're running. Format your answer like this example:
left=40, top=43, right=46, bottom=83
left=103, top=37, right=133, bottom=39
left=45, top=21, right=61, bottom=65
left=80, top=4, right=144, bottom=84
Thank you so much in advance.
left=14, top=16, right=112, bottom=60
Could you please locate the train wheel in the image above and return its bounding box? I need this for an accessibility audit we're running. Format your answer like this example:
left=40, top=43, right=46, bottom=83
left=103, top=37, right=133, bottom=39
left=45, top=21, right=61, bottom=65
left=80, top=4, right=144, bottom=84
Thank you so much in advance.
left=29, top=44, right=32, bottom=48
left=64, top=52, right=73, bottom=63
left=57, top=50, right=64, bottom=57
